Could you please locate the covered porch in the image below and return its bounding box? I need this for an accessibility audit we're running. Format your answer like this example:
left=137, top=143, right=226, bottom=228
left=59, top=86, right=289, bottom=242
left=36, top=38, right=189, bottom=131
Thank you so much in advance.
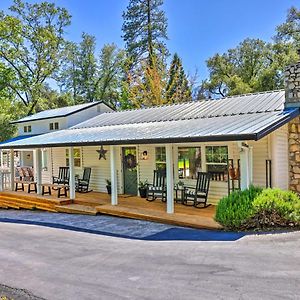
left=0, top=190, right=220, bottom=229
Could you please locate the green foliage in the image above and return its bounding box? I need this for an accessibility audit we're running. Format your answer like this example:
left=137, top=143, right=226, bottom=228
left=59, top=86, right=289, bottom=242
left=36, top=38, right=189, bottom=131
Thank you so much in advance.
left=215, top=186, right=263, bottom=230
left=122, top=0, right=168, bottom=68
left=0, top=114, right=16, bottom=142
left=203, top=38, right=297, bottom=97
left=138, top=180, right=148, bottom=189
left=166, top=53, right=191, bottom=103
left=253, top=189, right=300, bottom=224
left=216, top=187, right=300, bottom=230
left=275, top=6, right=300, bottom=47
left=0, top=0, right=71, bottom=115
left=59, top=36, right=126, bottom=108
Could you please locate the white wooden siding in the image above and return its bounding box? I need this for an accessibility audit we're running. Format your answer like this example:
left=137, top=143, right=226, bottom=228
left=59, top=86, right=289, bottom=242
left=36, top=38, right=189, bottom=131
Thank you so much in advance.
left=42, top=131, right=287, bottom=203
left=248, top=137, right=269, bottom=187
left=270, top=125, right=289, bottom=189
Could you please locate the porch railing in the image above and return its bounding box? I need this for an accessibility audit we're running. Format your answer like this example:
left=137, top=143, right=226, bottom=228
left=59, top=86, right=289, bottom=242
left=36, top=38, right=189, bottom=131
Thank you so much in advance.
left=266, top=159, right=272, bottom=188
left=227, top=158, right=241, bottom=195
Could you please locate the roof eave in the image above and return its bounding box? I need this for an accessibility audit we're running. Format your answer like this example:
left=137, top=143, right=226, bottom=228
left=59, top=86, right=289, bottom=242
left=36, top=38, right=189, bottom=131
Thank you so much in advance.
left=10, top=100, right=114, bottom=125
left=0, top=133, right=257, bottom=150
left=255, top=108, right=300, bottom=141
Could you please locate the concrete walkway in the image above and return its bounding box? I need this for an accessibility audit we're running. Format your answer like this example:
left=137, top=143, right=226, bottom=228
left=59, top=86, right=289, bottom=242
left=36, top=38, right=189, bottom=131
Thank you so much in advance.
left=0, top=222, right=299, bottom=300
left=0, top=210, right=243, bottom=241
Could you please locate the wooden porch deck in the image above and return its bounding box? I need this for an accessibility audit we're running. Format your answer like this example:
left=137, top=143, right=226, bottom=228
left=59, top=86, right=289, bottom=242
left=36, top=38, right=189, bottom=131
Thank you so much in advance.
left=0, top=190, right=222, bottom=230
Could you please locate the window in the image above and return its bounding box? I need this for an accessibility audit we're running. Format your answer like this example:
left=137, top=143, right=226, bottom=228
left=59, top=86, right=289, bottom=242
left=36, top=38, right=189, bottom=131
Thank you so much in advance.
left=178, top=147, right=202, bottom=179
left=66, top=148, right=81, bottom=168
left=23, top=125, right=32, bottom=133
left=205, top=146, right=228, bottom=181
left=41, top=150, right=48, bottom=171
left=155, top=147, right=166, bottom=171
left=49, top=122, right=59, bottom=130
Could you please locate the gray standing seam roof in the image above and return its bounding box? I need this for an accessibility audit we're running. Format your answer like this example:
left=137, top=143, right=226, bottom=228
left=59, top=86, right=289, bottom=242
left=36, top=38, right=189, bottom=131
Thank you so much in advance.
left=1, top=90, right=299, bottom=149
left=11, top=101, right=103, bottom=124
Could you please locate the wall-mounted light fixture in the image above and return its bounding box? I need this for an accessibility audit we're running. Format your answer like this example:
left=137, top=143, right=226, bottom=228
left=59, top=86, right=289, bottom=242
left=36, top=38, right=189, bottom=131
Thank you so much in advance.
left=141, top=150, right=149, bottom=160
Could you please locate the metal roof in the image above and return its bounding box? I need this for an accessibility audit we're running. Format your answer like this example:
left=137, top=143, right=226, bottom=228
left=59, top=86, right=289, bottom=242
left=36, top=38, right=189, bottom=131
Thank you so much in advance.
left=72, top=90, right=285, bottom=129
left=11, top=101, right=104, bottom=124
left=0, top=134, right=38, bottom=145
left=1, top=90, right=299, bottom=149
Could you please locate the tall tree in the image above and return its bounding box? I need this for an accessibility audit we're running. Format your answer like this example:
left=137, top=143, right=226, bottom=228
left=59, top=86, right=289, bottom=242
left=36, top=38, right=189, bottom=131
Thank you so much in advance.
left=128, top=55, right=167, bottom=107
left=122, top=0, right=168, bottom=68
left=0, top=0, right=71, bottom=115
left=59, top=36, right=125, bottom=107
left=275, top=6, right=300, bottom=47
left=97, top=44, right=126, bottom=108
left=203, top=38, right=297, bottom=97
left=166, top=53, right=191, bottom=103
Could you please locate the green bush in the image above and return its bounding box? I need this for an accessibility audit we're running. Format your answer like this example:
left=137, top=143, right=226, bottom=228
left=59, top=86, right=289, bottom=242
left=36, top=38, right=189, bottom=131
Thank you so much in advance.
left=249, top=189, right=300, bottom=227
left=215, top=185, right=263, bottom=230
left=215, top=186, right=300, bottom=230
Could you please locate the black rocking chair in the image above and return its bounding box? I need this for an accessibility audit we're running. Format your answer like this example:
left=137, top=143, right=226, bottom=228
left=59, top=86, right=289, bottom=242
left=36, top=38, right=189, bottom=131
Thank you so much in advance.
left=183, top=172, right=211, bottom=208
left=146, top=170, right=167, bottom=202
left=76, top=167, right=92, bottom=193
left=52, top=167, right=70, bottom=186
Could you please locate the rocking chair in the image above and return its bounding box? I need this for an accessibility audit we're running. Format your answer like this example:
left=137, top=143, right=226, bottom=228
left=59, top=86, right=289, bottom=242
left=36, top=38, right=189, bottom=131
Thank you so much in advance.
left=146, top=170, right=167, bottom=202
left=76, top=167, right=92, bottom=193
left=183, top=172, right=211, bottom=208
left=52, top=167, right=70, bottom=186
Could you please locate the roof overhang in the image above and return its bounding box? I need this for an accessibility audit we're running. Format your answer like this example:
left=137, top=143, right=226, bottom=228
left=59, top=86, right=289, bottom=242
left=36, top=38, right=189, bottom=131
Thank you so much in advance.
left=1, top=108, right=298, bottom=150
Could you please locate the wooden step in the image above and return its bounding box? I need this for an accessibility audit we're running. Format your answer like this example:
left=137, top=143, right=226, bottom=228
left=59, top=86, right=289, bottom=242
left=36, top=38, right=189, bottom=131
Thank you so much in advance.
left=1, top=201, right=20, bottom=209
left=0, top=192, right=72, bottom=205
left=55, top=204, right=97, bottom=215
left=0, top=196, right=56, bottom=210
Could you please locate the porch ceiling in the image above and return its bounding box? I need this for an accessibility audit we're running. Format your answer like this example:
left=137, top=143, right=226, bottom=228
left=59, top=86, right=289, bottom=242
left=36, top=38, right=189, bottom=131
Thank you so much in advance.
left=0, top=108, right=298, bottom=149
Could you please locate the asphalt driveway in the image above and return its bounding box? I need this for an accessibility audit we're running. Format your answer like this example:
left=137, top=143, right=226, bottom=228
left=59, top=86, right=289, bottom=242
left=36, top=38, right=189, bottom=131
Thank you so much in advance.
left=0, top=222, right=299, bottom=300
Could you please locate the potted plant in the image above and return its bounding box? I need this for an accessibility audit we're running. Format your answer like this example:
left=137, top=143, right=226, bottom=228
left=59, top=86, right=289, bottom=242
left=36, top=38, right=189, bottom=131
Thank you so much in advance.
left=138, top=180, right=148, bottom=198
left=106, top=179, right=111, bottom=194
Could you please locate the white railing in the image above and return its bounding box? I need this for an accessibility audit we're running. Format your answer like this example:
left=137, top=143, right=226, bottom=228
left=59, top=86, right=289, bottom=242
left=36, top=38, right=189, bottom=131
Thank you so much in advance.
left=0, top=168, right=11, bottom=192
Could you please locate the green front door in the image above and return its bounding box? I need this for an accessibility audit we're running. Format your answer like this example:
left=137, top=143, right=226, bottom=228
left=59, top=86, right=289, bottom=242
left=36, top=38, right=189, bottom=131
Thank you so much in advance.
left=122, top=147, right=138, bottom=195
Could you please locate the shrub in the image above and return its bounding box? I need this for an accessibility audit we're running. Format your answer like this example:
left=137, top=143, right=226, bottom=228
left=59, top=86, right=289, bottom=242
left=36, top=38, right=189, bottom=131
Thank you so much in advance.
left=215, top=185, right=263, bottom=230
left=216, top=186, right=300, bottom=230
left=245, top=189, right=300, bottom=229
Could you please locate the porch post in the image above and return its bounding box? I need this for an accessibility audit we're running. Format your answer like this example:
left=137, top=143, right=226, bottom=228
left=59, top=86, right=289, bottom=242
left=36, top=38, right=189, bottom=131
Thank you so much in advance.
left=9, top=149, right=15, bottom=191
left=240, top=143, right=250, bottom=190
left=166, top=144, right=174, bottom=214
left=0, top=150, right=3, bottom=168
left=249, top=146, right=253, bottom=184
left=33, top=149, right=42, bottom=194
left=69, top=147, right=76, bottom=200
left=110, top=145, right=118, bottom=205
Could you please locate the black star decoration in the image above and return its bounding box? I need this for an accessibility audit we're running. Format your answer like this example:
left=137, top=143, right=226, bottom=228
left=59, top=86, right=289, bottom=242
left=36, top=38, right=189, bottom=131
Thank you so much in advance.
left=96, top=145, right=107, bottom=160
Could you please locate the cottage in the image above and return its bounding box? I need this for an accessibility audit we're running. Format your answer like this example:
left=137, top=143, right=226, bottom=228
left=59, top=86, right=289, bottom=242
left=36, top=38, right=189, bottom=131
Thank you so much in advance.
left=0, top=58, right=300, bottom=219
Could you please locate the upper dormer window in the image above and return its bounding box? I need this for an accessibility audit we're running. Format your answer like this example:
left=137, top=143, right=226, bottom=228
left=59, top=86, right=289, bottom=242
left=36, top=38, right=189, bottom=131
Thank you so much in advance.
left=24, top=125, right=32, bottom=133
left=49, top=122, right=59, bottom=131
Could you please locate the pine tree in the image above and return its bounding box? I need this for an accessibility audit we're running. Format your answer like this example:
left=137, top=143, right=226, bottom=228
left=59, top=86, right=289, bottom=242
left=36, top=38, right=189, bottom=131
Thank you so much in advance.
left=166, top=53, right=191, bottom=103
left=122, top=0, right=168, bottom=68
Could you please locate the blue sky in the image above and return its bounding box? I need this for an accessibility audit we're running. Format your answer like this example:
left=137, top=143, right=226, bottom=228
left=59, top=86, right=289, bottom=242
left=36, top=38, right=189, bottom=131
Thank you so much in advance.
left=0, top=0, right=299, bottom=81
